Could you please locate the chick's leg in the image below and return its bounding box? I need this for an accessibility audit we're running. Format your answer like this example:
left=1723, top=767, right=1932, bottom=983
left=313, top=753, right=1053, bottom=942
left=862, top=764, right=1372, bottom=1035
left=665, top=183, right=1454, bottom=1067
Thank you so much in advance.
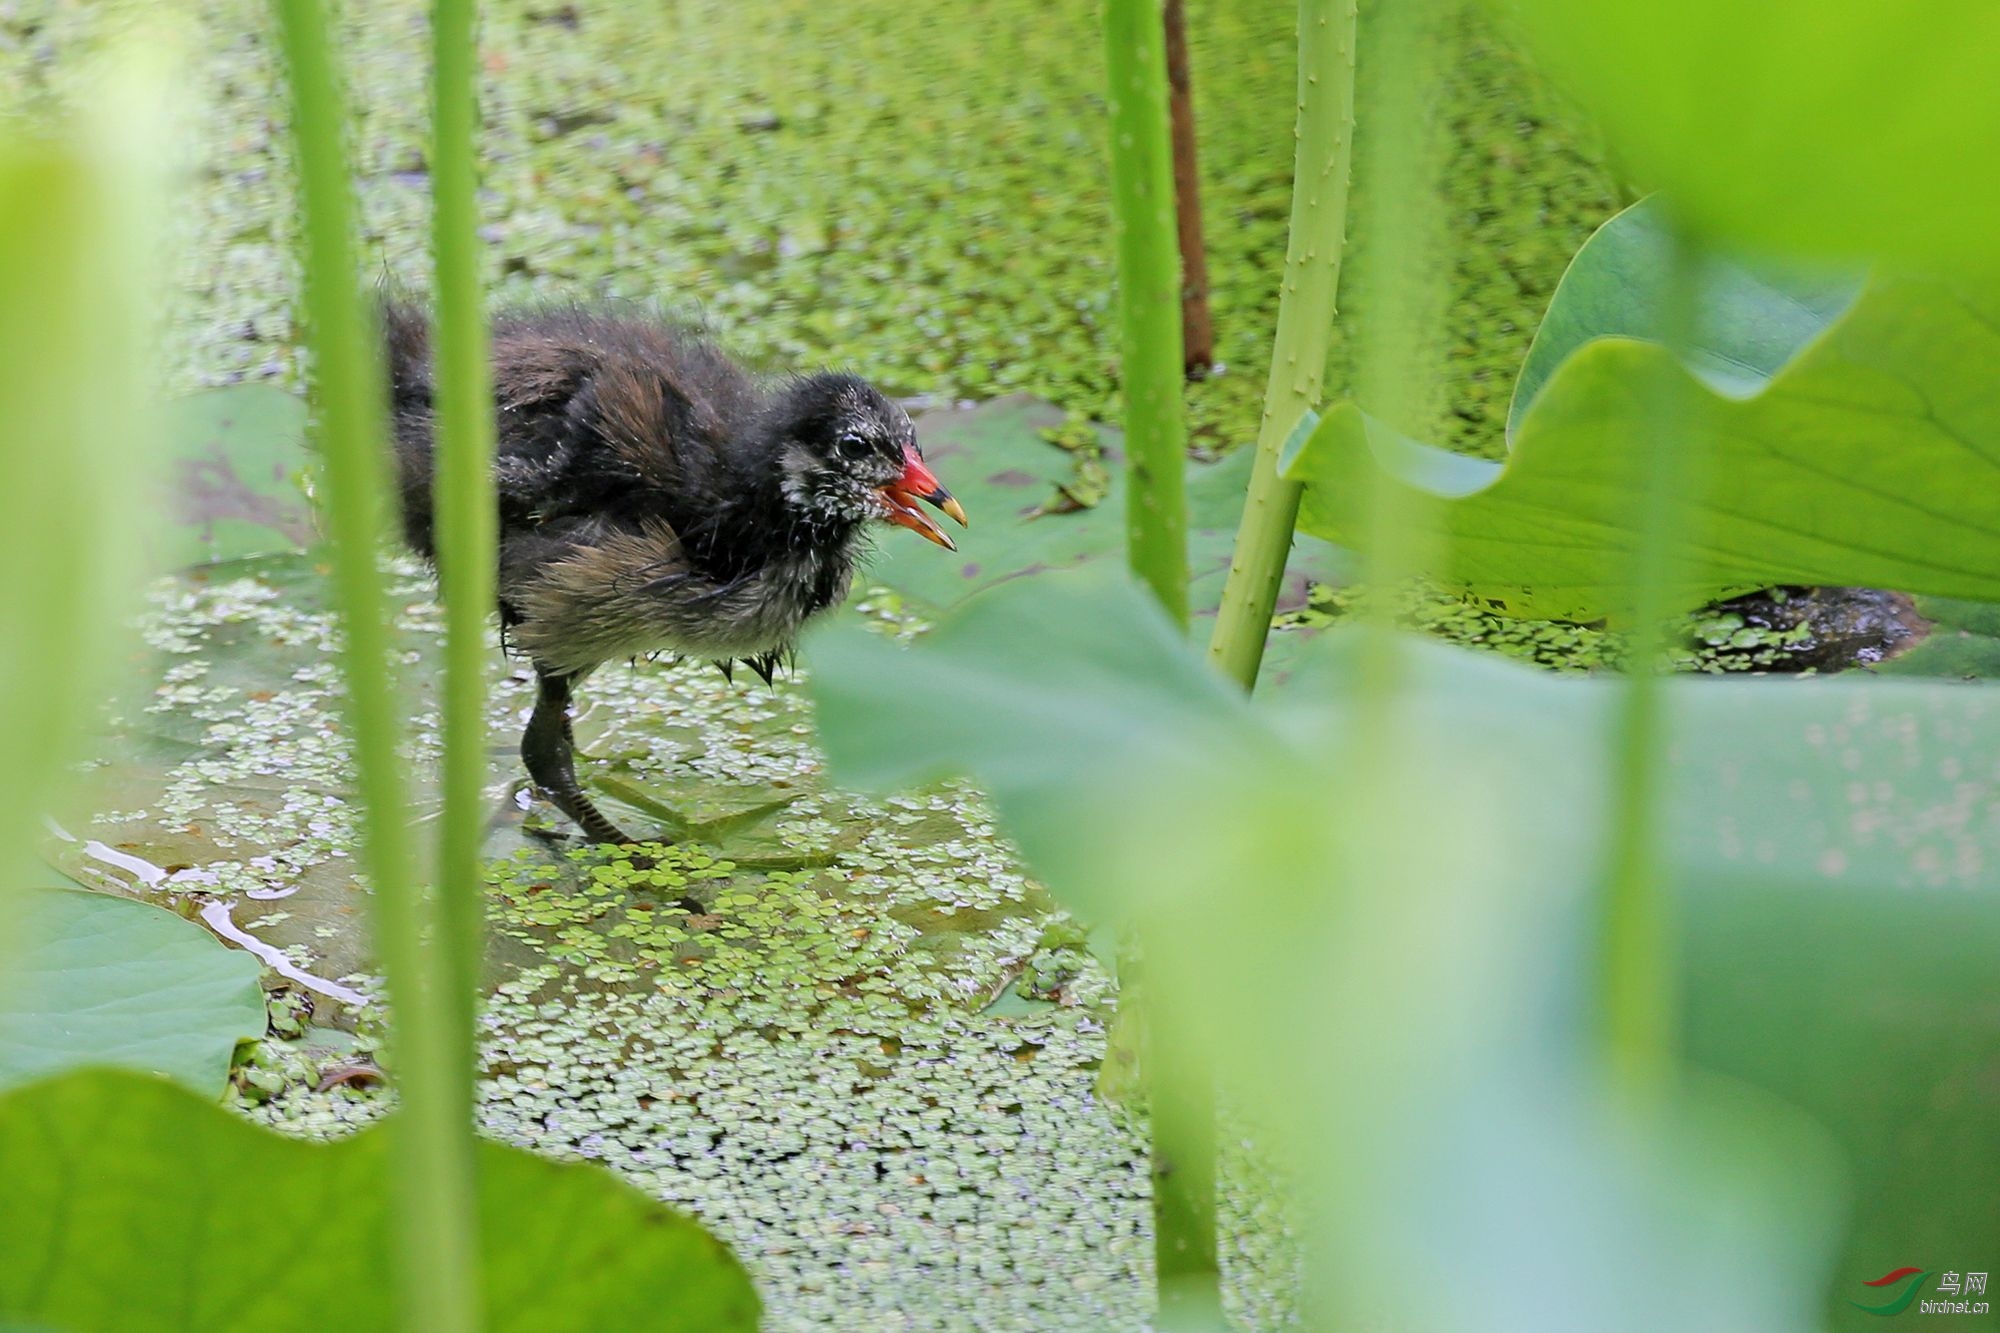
left=522, top=668, right=636, bottom=845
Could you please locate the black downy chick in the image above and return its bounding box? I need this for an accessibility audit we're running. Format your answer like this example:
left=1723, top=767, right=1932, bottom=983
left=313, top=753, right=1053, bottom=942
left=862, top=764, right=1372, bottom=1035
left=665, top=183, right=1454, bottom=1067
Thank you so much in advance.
left=384, top=304, right=967, bottom=844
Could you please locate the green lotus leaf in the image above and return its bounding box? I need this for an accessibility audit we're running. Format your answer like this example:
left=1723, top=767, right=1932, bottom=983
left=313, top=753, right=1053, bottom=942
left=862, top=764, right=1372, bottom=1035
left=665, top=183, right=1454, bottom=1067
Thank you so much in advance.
left=0, top=889, right=267, bottom=1096
left=1285, top=200, right=2000, bottom=622
left=0, top=1069, right=761, bottom=1333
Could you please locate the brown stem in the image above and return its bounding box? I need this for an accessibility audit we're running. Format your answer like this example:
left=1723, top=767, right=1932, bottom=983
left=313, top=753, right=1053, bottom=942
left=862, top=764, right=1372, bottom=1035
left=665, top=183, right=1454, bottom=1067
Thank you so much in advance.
left=1163, top=0, right=1214, bottom=378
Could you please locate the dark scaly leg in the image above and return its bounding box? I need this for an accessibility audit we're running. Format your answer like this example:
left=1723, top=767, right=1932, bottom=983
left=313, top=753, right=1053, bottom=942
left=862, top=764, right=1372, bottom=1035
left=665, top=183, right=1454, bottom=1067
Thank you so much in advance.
left=522, top=668, right=636, bottom=844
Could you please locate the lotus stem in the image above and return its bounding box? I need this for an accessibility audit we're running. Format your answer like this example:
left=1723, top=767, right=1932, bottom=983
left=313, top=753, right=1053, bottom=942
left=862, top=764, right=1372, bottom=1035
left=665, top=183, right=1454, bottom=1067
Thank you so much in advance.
left=429, top=0, right=498, bottom=1132
left=271, top=2, right=481, bottom=1328
left=1104, top=0, right=1191, bottom=629
left=1207, top=0, right=1358, bottom=690
left=1162, top=0, right=1214, bottom=377
left=1600, top=222, right=1700, bottom=1100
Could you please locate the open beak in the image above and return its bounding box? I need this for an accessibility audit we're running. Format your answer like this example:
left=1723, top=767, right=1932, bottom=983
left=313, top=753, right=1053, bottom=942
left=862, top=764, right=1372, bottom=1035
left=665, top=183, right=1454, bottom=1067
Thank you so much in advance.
left=877, top=445, right=969, bottom=551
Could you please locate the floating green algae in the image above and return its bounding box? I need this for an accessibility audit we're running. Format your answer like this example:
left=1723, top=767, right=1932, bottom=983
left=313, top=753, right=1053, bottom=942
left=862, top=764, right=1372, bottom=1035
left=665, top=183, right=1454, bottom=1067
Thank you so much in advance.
left=1, top=0, right=1620, bottom=465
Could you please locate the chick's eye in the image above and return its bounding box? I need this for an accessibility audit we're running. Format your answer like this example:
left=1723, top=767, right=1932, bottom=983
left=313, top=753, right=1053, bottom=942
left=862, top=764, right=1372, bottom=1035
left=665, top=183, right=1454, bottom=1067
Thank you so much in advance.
left=835, top=430, right=871, bottom=459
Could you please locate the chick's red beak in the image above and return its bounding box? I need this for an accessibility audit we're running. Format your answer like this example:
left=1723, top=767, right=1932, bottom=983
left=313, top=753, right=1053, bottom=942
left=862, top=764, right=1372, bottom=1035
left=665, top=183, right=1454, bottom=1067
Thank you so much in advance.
left=877, top=445, right=968, bottom=550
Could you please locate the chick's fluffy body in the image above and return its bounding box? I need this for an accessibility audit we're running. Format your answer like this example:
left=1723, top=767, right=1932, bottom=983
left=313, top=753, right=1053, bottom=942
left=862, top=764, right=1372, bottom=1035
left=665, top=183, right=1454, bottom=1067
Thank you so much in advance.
left=386, top=307, right=870, bottom=677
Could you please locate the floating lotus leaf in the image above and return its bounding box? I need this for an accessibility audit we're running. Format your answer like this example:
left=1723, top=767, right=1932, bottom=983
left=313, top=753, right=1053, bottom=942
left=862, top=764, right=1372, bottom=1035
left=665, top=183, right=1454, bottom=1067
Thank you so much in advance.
left=0, top=1069, right=760, bottom=1333
left=1285, top=201, right=2000, bottom=622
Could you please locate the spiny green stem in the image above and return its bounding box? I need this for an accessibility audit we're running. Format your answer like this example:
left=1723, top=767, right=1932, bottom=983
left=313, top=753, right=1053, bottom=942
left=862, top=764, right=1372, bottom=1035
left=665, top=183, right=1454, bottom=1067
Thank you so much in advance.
left=429, top=0, right=497, bottom=1131
left=1207, top=0, right=1358, bottom=690
left=271, top=3, right=480, bottom=1329
left=1104, top=0, right=1190, bottom=629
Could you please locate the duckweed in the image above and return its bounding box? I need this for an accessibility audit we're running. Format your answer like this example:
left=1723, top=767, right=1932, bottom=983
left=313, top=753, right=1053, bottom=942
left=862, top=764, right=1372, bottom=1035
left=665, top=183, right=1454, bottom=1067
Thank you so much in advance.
left=2, top=0, right=1618, bottom=465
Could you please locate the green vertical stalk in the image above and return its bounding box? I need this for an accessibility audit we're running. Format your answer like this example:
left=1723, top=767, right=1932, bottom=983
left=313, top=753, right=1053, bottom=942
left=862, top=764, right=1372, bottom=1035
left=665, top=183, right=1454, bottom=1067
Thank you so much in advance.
left=0, top=94, right=155, bottom=970
left=1143, top=981, right=1219, bottom=1329
left=1104, top=0, right=1190, bottom=629
left=1348, top=0, right=1454, bottom=695
left=430, top=0, right=497, bottom=1127
left=1305, top=6, right=1455, bottom=1322
left=1599, top=225, right=1699, bottom=1101
left=1104, top=3, right=1211, bottom=1323
left=271, top=4, right=481, bottom=1331
left=1207, top=0, right=1358, bottom=690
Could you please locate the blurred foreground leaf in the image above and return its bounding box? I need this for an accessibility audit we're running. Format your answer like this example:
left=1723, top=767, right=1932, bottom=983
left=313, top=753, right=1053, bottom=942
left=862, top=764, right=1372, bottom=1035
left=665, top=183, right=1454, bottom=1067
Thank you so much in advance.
left=1287, top=201, right=2000, bottom=621
left=808, top=572, right=1998, bottom=1328
left=0, top=1069, right=760, bottom=1333
left=1501, top=0, right=2000, bottom=263
left=0, top=889, right=265, bottom=1096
